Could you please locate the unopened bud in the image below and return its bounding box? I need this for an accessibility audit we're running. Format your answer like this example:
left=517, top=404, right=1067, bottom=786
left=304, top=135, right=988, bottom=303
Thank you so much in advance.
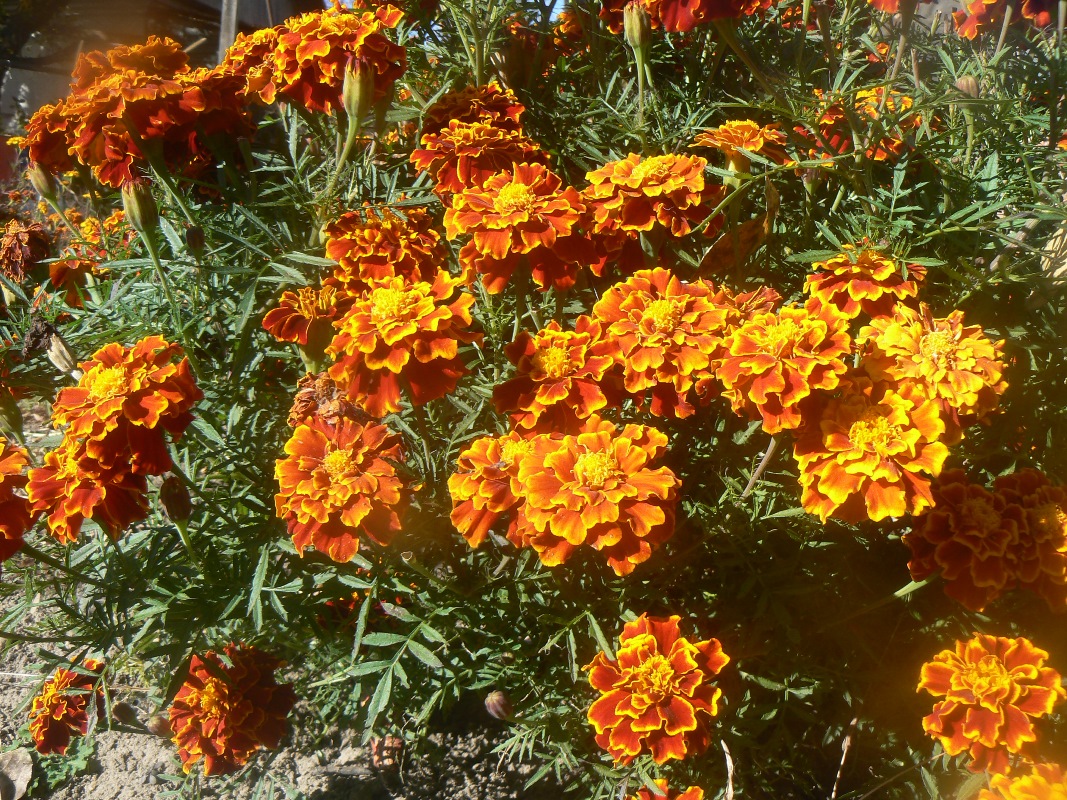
left=27, top=162, right=56, bottom=202
left=159, top=476, right=192, bottom=527
left=111, top=701, right=139, bottom=725
left=146, top=715, right=172, bottom=738
left=184, top=225, right=205, bottom=259
left=623, top=0, right=652, bottom=52
left=343, top=58, right=376, bottom=126
left=121, top=178, right=159, bottom=235
left=955, top=75, right=980, bottom=98
left=484, top=690, right=514, bottom=721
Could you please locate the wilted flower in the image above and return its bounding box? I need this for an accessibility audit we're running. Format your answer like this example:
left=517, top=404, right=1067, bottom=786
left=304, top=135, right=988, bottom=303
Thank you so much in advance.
left=410, top=121, right=548, bottom=197
left=29, top=660, right=106, bottom=755
left=0, top=436, right=34, bottom=560
left=918, top=634, right=1065, bottom=774
left=1, top=220, right=49, bottom=285
left=448, top=430, right=536, bottom=547
left=287, top=372, right=365, bottom=428
left=980, top=763, right=1067, bottom=800
left=805, top=247, right=925, bottom=319
left=169, top=644, right=297, bottom=776
left=586, top=614, right=729, bottom=763
left=419, top=82, right=525, bottom=138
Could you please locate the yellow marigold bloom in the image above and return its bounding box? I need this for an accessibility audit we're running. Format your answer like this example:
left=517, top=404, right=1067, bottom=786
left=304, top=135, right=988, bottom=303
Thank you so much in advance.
left=420, top=81, right=525, bottom=138
left=448, top=430, right=536, bottom=547
left=327, top=270, right=480, bottom=417
left=903, top=469, right=1026, bottom=611
left=169, top=644, right=296, bottom=776
left=493, top=316, right=621, bottom=432
left=322, top=205, right=446, bottom=290
left=981, top=763, right=1067, bottom=800
left=592, top=268, right=728, bottom=418
left=715, top=301, right=850, bottom=434
left=29, top=660, right=105, bottom=756
left=692, top=120, right=791, bottom=170
left=514, top=417, right=679, bottom=575
left=586, top=614, right=728, bottom=764
left=806, top=247, right=925, bottom=320
left=860, top=303, right=1007, bottom=440
left=918, top=634, right=1066, bottom=774
left=0, top=436, right=35, bottom=561
left=794, top=378, right=949, bottom=522
left=274, top=417, right=408, bottom=562
left=630, top=782, right=704, bottom=800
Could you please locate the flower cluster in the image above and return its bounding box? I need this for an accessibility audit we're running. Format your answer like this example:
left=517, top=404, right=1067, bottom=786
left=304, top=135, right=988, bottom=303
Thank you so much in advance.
left=27, top=336, right=202, bottom=543
left=0, top=437, right=35, bottom=561
left=586, top=614, right=729, bottom=763
left=955, top=0, right=1053, bottom=39
left=918, top=634, right=1065, bottom=774
left=797, top=88, right=921, bottom=164
left=169, top=644, right=297, bottom=776
left=904, top=468, right=1067, bottom=611
left=980, top=763, right=1067, bottom=800
left=49, top=211, right=134, bottom=307
left=29, top=660, right=106, bottom=755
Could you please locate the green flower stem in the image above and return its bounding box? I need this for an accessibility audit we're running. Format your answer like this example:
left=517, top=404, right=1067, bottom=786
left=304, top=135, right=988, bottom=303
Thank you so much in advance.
left=321, top=114, right=363, bottom=205
left=138, top=229, right=203, bottom=381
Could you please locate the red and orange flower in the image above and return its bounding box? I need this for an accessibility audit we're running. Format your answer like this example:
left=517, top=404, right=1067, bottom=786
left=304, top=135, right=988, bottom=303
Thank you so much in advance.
left=794, top=378, right=949, bottom=522
left=980, top=762, right=1067, bottom=800
left=918, top=634, right=1065, bottom=774
left=601, top=0, right=773, bottom=31
left=287, top=372, right=365, bottom=428
left=692, top=120, right=791, bottom=170
left=630, top=782, right=704, bottom=800
left=994, top=469, right=1067, bottom=612
left=419, top=81, right=525, bottom=138
left=274, top=417, right=408, bottom=562
left=29, top=660, right=105, bottom=755
left=448, top=430, right=537, bottom=547
left=410, top=121, right=548, bottom=197
left=50, top=211, right=134, bottom=307
left=586, top=614, right=729, bottom=763
left=514, top=417, right=679, bottom=575
left=169, top=644, right=297, bottom=776
left=263, top=286, right=349, bottom=346
left=327, top=270, right=479, bottom=417
left=0, top=436, right=35, bottom=560
left=805, top=247, right=925, bottom=320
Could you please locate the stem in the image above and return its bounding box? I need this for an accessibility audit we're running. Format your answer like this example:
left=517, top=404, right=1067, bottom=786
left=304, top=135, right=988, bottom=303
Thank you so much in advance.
left=713, top=20, right=786, bottom=105
left=139, top=230, right=203, bottom=380
left=322, top=114, right=363, bottom=203
left=994, top=1, right=1015, bottom=59
left=741, top=435, right=779, bottom=499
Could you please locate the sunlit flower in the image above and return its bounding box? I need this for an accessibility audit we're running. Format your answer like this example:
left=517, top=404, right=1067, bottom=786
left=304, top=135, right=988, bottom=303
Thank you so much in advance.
left=918, top=634, right=1065, bottom=774
left=903, top=470, right=1026, bottom=611
left=0, top=220, right=49, bottom=284
left=323, top=205, right=446, bottom=291
left=860, top=303, right=1007, bottom=440
left=600, top=0, right=773, bottom=31
left=692, top=120, right=791, bottom=170
left=169, top=644, right=297, bottom=776
left=0, top=437, right=34, bottom=561
left=448, top=430, right=537, bottom=547
left=592, top=268, right=728, bottom=417
left=805, top=247, right=925, bottom=319
left=50, top=211, right=133, bottom=307
left=552, top=8, right=589, bottom=56
left=981, top=762, right=1067, bottom=800
left=220, top=26, right=282, bottom=103
left=419, top=81, right=525, bottom=138
left=274, top=416, right=408, bottom=562
left=953, top=0, right=1052, bottom=37
left=327, top=270, right=480, bottom=417
left=263, top=286, right=349, bottom=352
left=586, top=614, right=729, bottom=764
left=410, top=120, right=548, bottom=196
left=515, top=418, right=679, bottom=575
left=29, top=660, right=105, bottom=755
left=794, top=378, right=949, bottom=522
left=795, top=88, right=919, bottom=165
left=493, top=316, right=621, bottom=432
left=630, top=780, right=705, bottom=800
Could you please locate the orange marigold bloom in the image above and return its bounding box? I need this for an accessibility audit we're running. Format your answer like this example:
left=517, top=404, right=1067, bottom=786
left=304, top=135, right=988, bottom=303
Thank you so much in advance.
left=630, top=780, right=705, bottom=800
left=903, top=470, right=1027, bottom=611
left=0, top=437, right=35, bottom=561
left=448, top=430, right=536, bottom=547
left=586, top=614, right=729, bottom=763
left=274, top=417, right=408, bottom=562
left=50, top=211, right=133, bottom=307
left=263, top=286, right=349, bottom=347
left=794, top=378, right=949, bottom=522
left=221, top=26, right=282, bottom=103
left=592, top=268, right=728, bottom=418
left=795, top=88, right=918, bottom=165
left=994, top=469, right=1067, bottom=612
left=29, top=660, right=105, bottom=756
left=981, top=763, right=1067, bottom=800
left=169, top=644, right=297, bottom=777
left=493, top=316, right=621, bottom=432
left=715, top=301, right=850, bottom=434
left=322, top=205, right=446, bottom=291
left=692, top=120, right=791, bottom=169
left=860, top=303, right=1007, bottom=440
left=410, top=120, right=548, bottom=196
left=1, top=220, right=50, bottom=284
left=805, top=247, right=925, bottom=319
left=270, top=6, right=406, bottom=114
left=420, top=81, right=525, bottom=138
left=514, top=418, right=679, bottom=575
left=327, top=270, right=480, bottom=417
left=601, top=0, right=772, bottom=31
left=954, top=0, right=1051, bottom=37
left=918, top=634, right=1066, bottom=774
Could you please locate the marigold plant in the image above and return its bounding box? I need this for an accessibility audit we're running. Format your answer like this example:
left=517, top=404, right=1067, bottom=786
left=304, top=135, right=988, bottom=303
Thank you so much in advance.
left=980, top=763, right=1067, bottom=800
left=28, top=660, right=105, bottom=756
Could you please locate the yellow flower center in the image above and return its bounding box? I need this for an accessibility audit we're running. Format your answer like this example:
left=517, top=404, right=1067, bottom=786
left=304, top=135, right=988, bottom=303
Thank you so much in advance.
left=848, top=410, right=900, bottom=453
left=494, top=182, right=536, bottom=215
left=643, top=298, right=683, bottom=334
left=500, top=437, right=534, bottom=468
left=322, top=447, right=357, bottom=480
left=919, top=329, right=957, bottom=363
left=197, top=677, right=231, bottom=719
left=629, top=654, right=678, bottom=699
left=630, top=155, right=673, bottom=185
left=761, top=318, right=803, bottom=355
left=1029, top=502, right=1067, bottom=540
left=531, top=342, right=575, bottom=379
left=961, top=655, right=1012, bottom=696
left=573, top=450, right=620, bottom=489
left=370, top=286, right=418, bottom=323
left=88, top=365, right=128, bottom=403
left=958, top=496, right=1001, bottom=534
left=296, top=286, right=334, bottom=317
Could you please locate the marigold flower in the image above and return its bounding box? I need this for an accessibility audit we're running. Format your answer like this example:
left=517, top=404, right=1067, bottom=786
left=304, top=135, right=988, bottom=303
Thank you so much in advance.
left=263, top=286, right=350, bottom=365
left=806, top=247, right=925, bottom=319
left=0, top=437, right=35, bottom=561
left=954, top=0, right=1052, bottom=37
left=586, top=614, right=728, bottom=763
left=592, top=268, right=728, bottom=418
left=918, top=634, right=1066, bottom=774
left=794, top=378, right=949, bottom=522
left=322, top=205, right=446, bottom=291
left=493, top=316, right=621, bottom=432
left=903, top=470, right=1027, bottom=611
left=1, top=220, right=50, bottom=284
left=692, top=120, right=791, bottom=170
left=410, top=120, right=548, bottom=196
left=327, top=270, right=480, bottom=417
left=448, top=430, right=536, bottom=547
left=981, top=763, right=1067, bottom=800
left=287, top=372, right=366, bottom=427
left=994, top=469, right=1067, bottom=612
left=601, top=0, right=773, bottom=31
left=514, top=418, right=679, bottom=575
left=50, top=211, right=133, bottom=307
left=795, top=88, right=918, bottom=164
left=420, top=81, right=525, bottom=138
left=630, top=780, right=705, bottom=800
left=169, top=644, right=297, bottom=776
left=29, top=660, right=105, bottom=756
left=552, top=8, right=589, bottom=56
left=715, top=301, right=850, bottom=433
left=221, top=26, right=282, bottom=103
left=860, top=303, right=1007, bottom=440
left=274, top=417, right=408, bottom=562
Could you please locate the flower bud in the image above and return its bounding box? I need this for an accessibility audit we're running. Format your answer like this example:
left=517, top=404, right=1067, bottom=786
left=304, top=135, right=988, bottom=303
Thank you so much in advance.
left=623, top=0, right=652, bottom=53
left=26, top=162, right=57, bottom=202
left=184, top=225, right=205, bottom=259
left=159, top=476, right=192, bottom=528
left=484, top=690, right=514, bottom=721
left=955, top=75, right=980, bottom=98
left=342, top=57, right=376, bottom=127
left=145, top=715, right=172, bottom=738
left=121, top=178, right=159, bottom=235
left=111, top=701, right=139, bottom=725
